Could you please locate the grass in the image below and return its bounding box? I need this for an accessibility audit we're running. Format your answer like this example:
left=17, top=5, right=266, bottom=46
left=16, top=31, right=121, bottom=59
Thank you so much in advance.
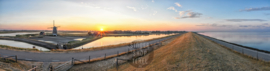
left=15, top=34, right=39, bottom=38
left=0, top=45, right=39, bottom=51
left=0, top=57, right=31, bottom=71
left=107, top=32, right=270, bottom=71
left=0, top=31, right=17, bottom=34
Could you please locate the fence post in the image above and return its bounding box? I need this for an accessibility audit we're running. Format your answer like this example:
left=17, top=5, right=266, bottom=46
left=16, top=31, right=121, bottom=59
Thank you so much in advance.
left=15, top=55, right=17, bottom=62
left=242, top=48, right=244, bottom=54
left=257, top=51, right=259, bottom=60
left=89, top=56, right=91, bottom=63
left=104, top=53, right=106, bottom=59
left=32, top=65, right=36, bottom=71
left=116, top=58, right=118, bottom=70
left=128, top=48, right=129, bottom=53
left=49, top=65, right=53, bottom=71
left=72, top=57, right=74, bottom=65
left=117, top=51, right=119, bottom=57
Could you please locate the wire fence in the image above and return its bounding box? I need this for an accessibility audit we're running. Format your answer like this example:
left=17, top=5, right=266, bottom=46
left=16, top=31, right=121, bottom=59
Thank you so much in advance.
left=198, top=34, right=270, bottom=62
left=51, top=37, right=166, bottom=71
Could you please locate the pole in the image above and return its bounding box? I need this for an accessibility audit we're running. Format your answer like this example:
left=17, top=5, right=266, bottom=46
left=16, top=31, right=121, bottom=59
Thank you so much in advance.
left=242, top=48, right=244, bottom=54
left=257, top=51, right=259, bottom=60
left=104, top=53, right=106, bottom=59
left=89, top=56, right=90, bottom=62
left=72, top=57, right=74, bottom=65
left=15, top=55, right=17, bottom=62
left=116, top=58, right=118, bottom=70
left=117, top=51, right=119, bottom=57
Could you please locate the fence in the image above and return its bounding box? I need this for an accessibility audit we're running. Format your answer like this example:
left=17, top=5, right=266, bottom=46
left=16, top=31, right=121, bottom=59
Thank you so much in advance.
left=197, top=34, right=270, bottom=62
left=52, top=37, right=166, bottom=71
left=52, top=60, right=73, bottom=71
left=27, top=65, right=37, bottom=71
left=115, top=42, right=160, bottom=69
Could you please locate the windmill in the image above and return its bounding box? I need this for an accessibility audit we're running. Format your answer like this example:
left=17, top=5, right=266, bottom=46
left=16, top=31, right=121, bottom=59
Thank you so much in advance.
left=48, top=20, right=60, bottom=36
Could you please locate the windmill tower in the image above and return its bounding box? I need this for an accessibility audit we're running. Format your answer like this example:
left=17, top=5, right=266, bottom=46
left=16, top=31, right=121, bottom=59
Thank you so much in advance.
left=48, top=20, right=60, bottom=36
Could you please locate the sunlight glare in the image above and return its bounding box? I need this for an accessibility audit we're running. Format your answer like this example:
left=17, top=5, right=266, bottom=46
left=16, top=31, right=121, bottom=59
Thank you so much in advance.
left=100, top=28, right=104, bottom=31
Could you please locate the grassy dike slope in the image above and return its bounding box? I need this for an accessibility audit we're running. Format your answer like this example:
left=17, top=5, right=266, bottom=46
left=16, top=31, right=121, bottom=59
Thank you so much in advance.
left=109, top=32, right=270, bottom=71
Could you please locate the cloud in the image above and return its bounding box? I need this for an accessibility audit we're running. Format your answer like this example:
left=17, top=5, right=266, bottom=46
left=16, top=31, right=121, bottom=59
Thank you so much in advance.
left=174, top=10, right=202, bottom=19
left=153, top=11, right=157, bottom=15
left=240, top=6, right=270, bottom=12
left=182, top=12, right=202, bottom=18
left=152, top=0, right=154, bottom=2
left=207, top=17, right=213, bottom=19
left=126, top=6, right=136, bottom=11
left=262, top=23, right=268, bottom=26
left=239, top=25, right=252, bottom=27
left=141, top=5, right=148, bottom=10
left=167, top=6, right=177, bottom=12
left=175, top=2, right=182, bottom=7
left=226, top=19, right=266, bottom=22
left=196, top=23, right=232, bottom=27
left=174, top=17, right=180, bottom=19
left=179, top=11, right=186, bottom=16
left=239, top=25, right=269, bottom=28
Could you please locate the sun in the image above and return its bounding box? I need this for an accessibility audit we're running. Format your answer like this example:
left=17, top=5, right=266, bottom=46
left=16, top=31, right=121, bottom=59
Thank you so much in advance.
left=100, top=28, right=104, bottom=31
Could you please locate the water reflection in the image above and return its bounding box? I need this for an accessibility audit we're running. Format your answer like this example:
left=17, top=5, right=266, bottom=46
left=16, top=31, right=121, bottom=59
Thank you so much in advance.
left=74, top=38, right=85, bottom=41
left=0, top=40, right=50, bottom=51
left=199, top=32, right=270, bottom=51
left=74, top=34, right=175, bottom=49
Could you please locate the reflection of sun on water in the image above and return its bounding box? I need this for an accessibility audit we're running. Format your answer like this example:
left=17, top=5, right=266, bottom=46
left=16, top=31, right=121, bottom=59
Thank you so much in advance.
left=100, top=41, right=103, bottom=46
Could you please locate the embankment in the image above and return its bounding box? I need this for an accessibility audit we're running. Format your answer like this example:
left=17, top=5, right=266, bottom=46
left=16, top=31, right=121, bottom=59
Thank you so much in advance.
left=109, top=32, right=270, bottom=71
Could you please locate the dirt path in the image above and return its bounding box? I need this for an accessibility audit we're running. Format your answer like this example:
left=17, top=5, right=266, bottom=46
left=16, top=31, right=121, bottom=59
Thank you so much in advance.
left=109, top=32, right=270, bottom=71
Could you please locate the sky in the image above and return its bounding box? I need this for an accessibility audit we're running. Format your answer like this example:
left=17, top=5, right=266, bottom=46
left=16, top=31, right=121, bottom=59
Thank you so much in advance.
left=0, top=0, right=270, bottom=31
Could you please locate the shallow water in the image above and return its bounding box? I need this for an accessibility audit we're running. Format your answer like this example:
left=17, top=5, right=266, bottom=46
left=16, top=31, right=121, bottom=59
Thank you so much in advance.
left=0, top=32, right=39, bottom=36
left=0, top=40, right=50, bottom=51
left=199, top=32, right=270, bottom=52
left=74, top=34, right=175, bottom=49
left=74, top=38, right=85, bottom=41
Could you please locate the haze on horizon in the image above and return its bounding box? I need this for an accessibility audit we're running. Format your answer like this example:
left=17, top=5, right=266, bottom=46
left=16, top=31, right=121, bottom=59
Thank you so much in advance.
left=0, top=0, right=269, bottom=32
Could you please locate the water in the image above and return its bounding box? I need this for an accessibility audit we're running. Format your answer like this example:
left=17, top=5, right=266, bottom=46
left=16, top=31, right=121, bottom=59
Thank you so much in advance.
left=199, top=32, right=270, bottom=52
left=0, top=40, right=50, bottom=51
left=74, top=34, right=175, bottom=49
left=0, top=32, right=39, bottom=36
left=74, top=38, right=85, bottom=41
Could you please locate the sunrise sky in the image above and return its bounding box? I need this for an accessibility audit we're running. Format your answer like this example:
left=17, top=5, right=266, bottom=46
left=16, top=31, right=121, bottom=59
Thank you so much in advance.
left=0, top=0, right=270, bottom=31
